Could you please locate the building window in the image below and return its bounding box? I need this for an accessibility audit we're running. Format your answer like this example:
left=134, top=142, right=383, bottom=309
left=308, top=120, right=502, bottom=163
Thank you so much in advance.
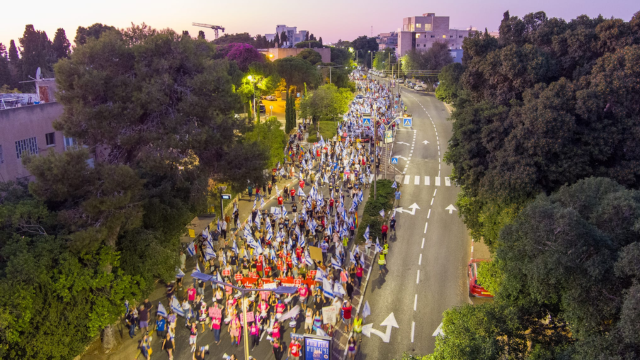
left=15, top=137, right=38, bottom=159
left=442, top=35, right=447, bottom=38
left=415, top=34, right=420, bottom=38
left=416, top=24, right=422, bottom=28
left=64, top=136, right=78, bottom=151
left=430, top=35, right=435, bottom=38
left=45, top=132, right=55, bottom=146
left=425, top=24, right=432, bottom=31
left=459, top=35, right=463, bottom=38
left=450, top=35, right=454, bottom=38
left=0, top=145, right=3, bottom=164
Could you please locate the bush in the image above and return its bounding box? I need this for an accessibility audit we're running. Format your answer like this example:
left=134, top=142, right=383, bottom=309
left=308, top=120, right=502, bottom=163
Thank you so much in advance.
left=355, top=179, right=395, bottom=242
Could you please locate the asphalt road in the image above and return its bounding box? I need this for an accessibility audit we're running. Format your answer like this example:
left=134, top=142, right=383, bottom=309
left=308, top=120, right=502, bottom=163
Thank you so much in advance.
left=358, top=81, right=472, bottom=359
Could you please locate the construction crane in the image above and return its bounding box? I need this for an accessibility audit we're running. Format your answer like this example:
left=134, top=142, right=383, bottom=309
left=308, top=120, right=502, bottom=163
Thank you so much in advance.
left=192, top=23, right=225, bottom=39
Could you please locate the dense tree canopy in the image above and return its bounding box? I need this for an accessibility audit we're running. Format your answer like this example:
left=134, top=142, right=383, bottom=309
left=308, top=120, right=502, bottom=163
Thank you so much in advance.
left=443, top=11, right=640, bottom=249
left=401, top=43, right=453, bottom=71
left=274, top=56, right=320, bottom=91
left=51, top=28, right=70, bottom=60
left=299, top=83, right=353, bottom=124
left=296, top=48, right=322, bottom=65
left=74, top=23, right=116, bottom=46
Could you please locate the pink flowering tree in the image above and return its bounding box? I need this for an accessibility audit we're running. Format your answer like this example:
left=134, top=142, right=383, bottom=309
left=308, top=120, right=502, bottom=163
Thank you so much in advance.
left=223, top=43, right=264, bottom=71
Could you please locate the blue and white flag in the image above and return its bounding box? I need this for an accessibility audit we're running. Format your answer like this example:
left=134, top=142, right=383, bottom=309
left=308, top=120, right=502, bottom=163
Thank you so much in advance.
left=298, top=187, right=305, bottom=197
left=253, top=199, right=257, bottom=209
left=327, top=224, right=333, bottom=235
left=305, top=251, right=314, bottom=266
left=204, top=246, right=216, bottom=261
left=315, top=268, right=326, bottom=281
left=391, top=181, right=397, bottom=189
left=222, top=251, right=227, bottom=266
left=176, top=267, right=185, bottom=278
left=362, top=301, right=371, bottom=319
left=295, top=225, right=302, bottom=239
left=270, top=248, right=277, bottom=262
left=331, top=256, right=342, bottom=269
left=157, top=301, right=168, bottom=317
left=247, top=236, right=259, bottom=249
left=363, top=226, right=370, bottom=240
left=375, top=237, right=383, bottom=253
left=171, top=296, right=185, bottom=317
left=187, top=242, right=196, bottom=257
left=350, top=250, right=356, bottom=264
left=232, top=240, right=238, bottom=255
left=217, top=221, right=221, bottom=232
left=379, top=209, right=385, bottom=218
left=260, top=197, right=265, bottom=208
left=299, top=234, right=305, bottom=248
left=334, top=282, right=346, bottom=297
left=323, top=278, right=335, bottom=299
left=255, top=216, right=261, bottom=230
left=292, top=254, right=298, bottom=267
left=267, top=228, right=273, bottom=241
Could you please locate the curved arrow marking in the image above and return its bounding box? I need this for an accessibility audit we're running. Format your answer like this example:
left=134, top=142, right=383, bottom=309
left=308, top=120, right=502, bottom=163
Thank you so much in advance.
left=394, top=203, right=420, bottom=215
left=362, top=313, right=399, bottom=343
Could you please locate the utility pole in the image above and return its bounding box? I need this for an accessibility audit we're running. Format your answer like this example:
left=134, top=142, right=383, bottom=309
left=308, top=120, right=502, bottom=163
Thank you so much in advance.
left=373, top=108, right=377, bottom=200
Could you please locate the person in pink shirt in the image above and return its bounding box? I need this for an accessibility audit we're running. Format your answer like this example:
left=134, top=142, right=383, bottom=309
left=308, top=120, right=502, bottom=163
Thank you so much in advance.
left=187, top=285, right=197, bottom=304
left=298, top=284, right=309, bottom=311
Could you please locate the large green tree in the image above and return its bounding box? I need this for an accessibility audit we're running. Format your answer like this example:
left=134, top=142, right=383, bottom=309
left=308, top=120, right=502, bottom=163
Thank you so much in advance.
left=299, top=83, right=353, bottom=124
left=445, top=11, right=640, bottom=249
left=296, top=48, right=322, bottom=65
left=274, top=56, right=320, bottom=92
left=73, top=23, right=116, bottom=47
left=18, top=25, right=53, bottom=86
left=435, top=63, right=464, bottom=103
left=51, top=28, right=70, bottom=60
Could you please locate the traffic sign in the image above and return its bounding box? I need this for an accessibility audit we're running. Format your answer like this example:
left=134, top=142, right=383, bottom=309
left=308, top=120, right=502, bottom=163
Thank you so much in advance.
left=270, top=105, right=273, bottom=110
left=221, top=194, right=232, bottom=200
left=403, top=117, right=413, bottom=127
left=363, top=117, right=371, bottom=126
left=391, top=157, right=399, bottom=164
left=384, top=130, right=393, bottom=144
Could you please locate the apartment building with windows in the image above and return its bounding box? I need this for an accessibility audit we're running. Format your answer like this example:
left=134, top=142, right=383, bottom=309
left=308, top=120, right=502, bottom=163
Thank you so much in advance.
left=377, top=32, right=398, bottom=50
left=265, top=25, right=308, bottom=47
left=397, top=13, right=471, bottom=56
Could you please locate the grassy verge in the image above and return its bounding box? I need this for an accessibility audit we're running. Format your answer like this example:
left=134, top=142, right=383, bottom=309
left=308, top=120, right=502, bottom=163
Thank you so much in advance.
left=356, top=179, right=395, bottom=242
left=308, top=121, right=338, bottom=143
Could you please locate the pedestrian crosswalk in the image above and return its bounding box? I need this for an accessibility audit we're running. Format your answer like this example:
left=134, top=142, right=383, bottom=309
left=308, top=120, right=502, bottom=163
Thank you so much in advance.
left=401, top=175, right=454, bottom=186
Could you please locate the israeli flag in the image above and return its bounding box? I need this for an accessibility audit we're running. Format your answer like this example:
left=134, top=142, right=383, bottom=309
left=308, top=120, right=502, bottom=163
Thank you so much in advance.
left=327, top=224, right=333, bottom=235
left=334, top=282, right=346, bottom=297
left=171, top=296, right=185, bottom=317
left=306, top=196, right=312, bottom=208
left=204, top=246, right=216, bottom=260
left=292, top=254, right=298, bottom=267
left=247, top=236, right=259, bottom=249
left=375, top=238, right=383, bottom=253
left=187, top=242, right=196, bottom=257
left=379, top=209, right=385, bottom=218
left=222, top=251, right=227, bottom=266
left=270, top=248, right=277, bottom=262
left=255, top=216, right=261, bottom=230
left=253, top=199, right=257, bottom=209
left=157, top=302, right=168, bottom=317
left=298, top=187, right=305, bottom=197
left=323, top=278, right=335, bottom=299
left=276, top=231, right=284, bottom=243
left=310, top=220, right=317, bottom=234
left=260, top=197, right=265, bottom=208
left=217, top=272, right=224, bottom=288
left=315, top=268, right=326, bottom=281
left=232, top=240, right=238, bottom=255
left=267, top=229, right=273, bottom=241
left=295, top=225, right=302, bottom=239
left=282, top=206, right=288, bottom=218
left=350, top=200, right=357, bottom=212
left=363, top=226, right=370, bottom=240
left=217, top=221, right=221, bottom=232
left=348, top=217, right=354, bottom=228
left=362, top=301, right=371, bottom=319
left=305, top=251, right=313, bottom=266
left=276, top=185, right=280, bottom=195
left=266, top=221, right=272, bottom=232
left=350, top=250, right=356, bottom=264
left=299, top=234, right=305, bottom=248
left=358, top=192, right=364, bottom=203
left=391, top=181, right=397, bottom=189
left=331, top=256, right=342, bottom=269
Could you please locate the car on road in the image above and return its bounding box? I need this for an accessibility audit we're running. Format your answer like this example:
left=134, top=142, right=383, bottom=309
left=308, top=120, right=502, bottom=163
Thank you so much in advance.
left=406, top=83, right=415, bottom=89
left=355, top=94, right=364, bottom=101
left=397, top=79, right=404, bottom=84
left=263, top=95, right=276, bottom=101
left=414, top=85, right=426, bottom=91
left=468, top=259, right=494, bottom=298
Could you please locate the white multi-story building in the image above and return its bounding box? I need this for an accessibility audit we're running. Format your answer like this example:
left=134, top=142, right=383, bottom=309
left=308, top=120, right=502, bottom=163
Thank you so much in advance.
left=265, top=25, right=308, bottom=47
left=397, top=13, right=471, bottom=56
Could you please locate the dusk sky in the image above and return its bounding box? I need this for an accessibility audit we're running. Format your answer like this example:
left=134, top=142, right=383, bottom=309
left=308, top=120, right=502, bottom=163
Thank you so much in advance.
left=2, top=0, right=637, bottom=49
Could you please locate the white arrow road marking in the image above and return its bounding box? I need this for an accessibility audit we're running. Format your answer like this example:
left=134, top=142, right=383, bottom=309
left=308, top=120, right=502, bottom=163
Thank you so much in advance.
left=433, top=322, right=444, bottom=337
left=396, top=142, right=411, bottom=145
left=362, top=313, right=399, bottom=343
left=394, top=203, right=420, bottom=215
left=422, top=140, right=429, bottom=144
left=446, top=204, right=457, bottom=214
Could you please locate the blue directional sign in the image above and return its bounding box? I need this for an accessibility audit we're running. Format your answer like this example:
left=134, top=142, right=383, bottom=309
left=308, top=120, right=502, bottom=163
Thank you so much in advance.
left=403, top=117, right=413, bottom=127
left=391, top=157, right=399, bottom=164
left=363, top=117, right=371, bottom=126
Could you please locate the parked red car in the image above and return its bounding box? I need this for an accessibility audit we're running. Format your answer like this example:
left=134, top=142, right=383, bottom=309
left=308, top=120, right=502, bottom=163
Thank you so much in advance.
left=468, top=259, right=494, bottom=298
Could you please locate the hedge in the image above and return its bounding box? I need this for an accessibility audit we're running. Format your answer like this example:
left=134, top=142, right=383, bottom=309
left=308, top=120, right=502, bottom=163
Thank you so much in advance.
left=356, top=179, right=396, bottom=243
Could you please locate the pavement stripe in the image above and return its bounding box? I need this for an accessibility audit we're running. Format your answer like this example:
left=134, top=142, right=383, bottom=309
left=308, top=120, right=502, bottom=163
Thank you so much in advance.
left=414, top=176, right=420, bottom=185
left=445, top=177, right=451, bottom=186
left=411, top=321, right=416, bottom=343
left=416, top=270, right=420, bottom=284
left=425, top=176, right=430, bottom=185
left=414, top=294, right=418, bottom=310
left=435, top=177, right=441, bottom=186
left=404, top=176, right=410, bottom=185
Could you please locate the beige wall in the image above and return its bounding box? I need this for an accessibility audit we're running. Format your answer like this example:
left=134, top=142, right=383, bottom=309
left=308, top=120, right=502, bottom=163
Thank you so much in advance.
left=0, top=102, right=66, bottom=182
left=261, top=47, right=332, bottom=64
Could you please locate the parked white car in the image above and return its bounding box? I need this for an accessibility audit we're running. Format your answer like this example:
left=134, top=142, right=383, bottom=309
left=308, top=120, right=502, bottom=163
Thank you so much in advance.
left=414, top=85, right=426, bottom=91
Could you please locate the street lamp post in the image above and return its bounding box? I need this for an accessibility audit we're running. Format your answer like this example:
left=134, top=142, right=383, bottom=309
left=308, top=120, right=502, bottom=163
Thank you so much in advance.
left=317, top=65, right=342, bottom=85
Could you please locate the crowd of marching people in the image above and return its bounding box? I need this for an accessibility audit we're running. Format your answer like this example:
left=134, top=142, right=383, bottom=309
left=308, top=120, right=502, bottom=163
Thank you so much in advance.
left=126, top=70, right=401, bottom=360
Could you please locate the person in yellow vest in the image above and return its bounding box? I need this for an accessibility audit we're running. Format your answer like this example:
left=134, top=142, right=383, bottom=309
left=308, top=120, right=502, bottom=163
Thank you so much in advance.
left=382, top=243, right=389, bottom=255
left=353, top=314, right=363, bottom=342
left=378, top=253, right=388, bottom=275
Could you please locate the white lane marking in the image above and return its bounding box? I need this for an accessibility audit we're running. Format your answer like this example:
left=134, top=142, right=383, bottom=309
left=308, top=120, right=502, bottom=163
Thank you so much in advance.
left=424, top=222, right=428, bottom=233
left=414, top=176, right=420, bottom=185
left=435, top=177, right=441, bottom=186
left=445, top=177, right=451, bottom=186
left=438, top=171, right=441, bottom=177
left=404, top=176, right=410, bottom=184
left=430, top=198, right=434, bottom=205
left=411, top=321, right=415, bottom=342
left=433, top=189, right=437, bottom=196
left=427, top=209, right=431, bottom=218
left=419, top=254, right=422, bottom=265
left=414, top=294, right=418, bottom=310
left=439, top=158, right=441, bottom=162
left=422, top=238, right=425, bottom=248
left=416, top=270, right=420, bottom=284
left=438, top=151, right=441, bottom=156
left=425, top=176, right=430, bottom=185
